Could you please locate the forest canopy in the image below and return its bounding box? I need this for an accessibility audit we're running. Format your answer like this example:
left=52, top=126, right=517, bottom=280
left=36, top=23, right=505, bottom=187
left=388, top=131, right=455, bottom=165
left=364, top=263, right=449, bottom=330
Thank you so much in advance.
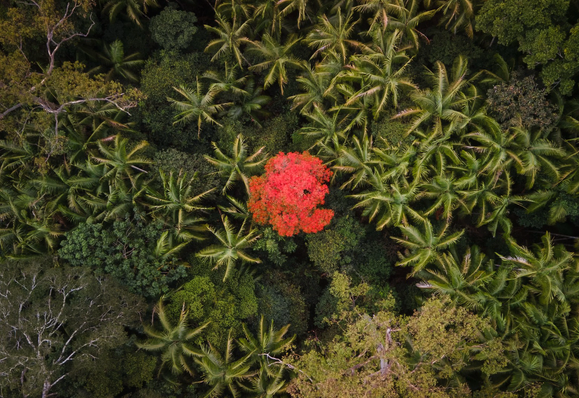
left=1, top=0, right=579, bottom=397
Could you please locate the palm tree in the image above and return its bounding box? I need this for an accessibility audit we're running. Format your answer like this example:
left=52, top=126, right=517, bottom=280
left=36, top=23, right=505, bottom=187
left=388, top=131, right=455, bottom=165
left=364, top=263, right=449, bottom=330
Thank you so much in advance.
left=333, top=133, right=374, bottom=190
left=502, top=233, right=574, bottom=306
left=306, top=10, right=365, bottom=63
left=298, top=107, right=350, bottom=150
left=421, top=174, right=467, bottom=222
left=247, top=34, right=305, bottom=94
left=425, top=0, right=476, bottom=38
left=88, top=40, right=144, bottom=82
left=226, top=78, right=271, bottom=124
left=354, top=0, right=405, bottom=33
left=203, top=63, right=249, bottom=98
left=196, top=330, right=257, bottom=398
left=145, top=170, right=214, bottom=241
left=101, top=0, right=159, bottom=27
left=239, top=316, right=295, bottom=372
left=394, top=55, right=471, bottom=137
left=204, top=134, right=268, bottom=194
left=344, top=50, right=417, bottom=118
left=243, top=367, right=288, bottom=398
left=253, top=0, right=284, bottom=36
left=197, top=216, right=261, bottom=281
left=479, top=172, right=525, bottom=237
left=508, top=127, right=566, bottom=189
left=289, top=64, right=338, bottom=113
left=385, top=0, right=436, bottom=50
left=138, top=298, right=209, bottom=376
left=392, top=219, right=464, bottom=275
left=463, top=119, right=516, bottom=178
left=277, top=0, right=314, bottom=29
left=416, top=246, right=496, bottom=310
left=216, top=0, right=254, bottom=25
left=205, top=13, right=253, bottom=69
left=168, top=79, right=230, bottom=137
left=351, top=174, right=423, bottom=229
left=91, top=135, right=151, bottom=188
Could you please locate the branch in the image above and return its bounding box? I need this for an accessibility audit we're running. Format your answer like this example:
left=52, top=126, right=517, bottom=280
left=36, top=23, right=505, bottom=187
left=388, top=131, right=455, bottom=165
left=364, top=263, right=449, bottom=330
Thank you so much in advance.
left=0, top=103, right=24, bottom=119
left=259, top=353, right=314, bottom=383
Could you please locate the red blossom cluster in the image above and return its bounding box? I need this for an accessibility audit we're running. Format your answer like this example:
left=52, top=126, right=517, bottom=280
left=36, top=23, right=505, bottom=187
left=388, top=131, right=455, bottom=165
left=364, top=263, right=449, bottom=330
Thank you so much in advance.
left=248, top=152, right=334, bottom=237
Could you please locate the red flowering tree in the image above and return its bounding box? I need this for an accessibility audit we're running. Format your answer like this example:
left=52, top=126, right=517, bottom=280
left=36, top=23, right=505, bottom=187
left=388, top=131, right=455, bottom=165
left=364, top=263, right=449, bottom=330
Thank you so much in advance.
left=248, top=152, right=334, bottom=237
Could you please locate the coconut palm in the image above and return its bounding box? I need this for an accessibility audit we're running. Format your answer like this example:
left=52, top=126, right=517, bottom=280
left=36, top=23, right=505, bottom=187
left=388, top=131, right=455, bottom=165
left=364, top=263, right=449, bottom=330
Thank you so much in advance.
left=204, top=134, right=268, bottom=194
left=392, top=219, right=464, bottom=275
left=138, top=298, right=208, bottom=376
left=145, top=170, right=214, bottom=241
left=508, top=127, right=566, bottom=189
left=306, top=9, right=365, bottom=63
left=354, top=0, right=405, bottom=33
left=204, top=13, right=253, bottom=69
left=421, top=174, right=468, bottom=222
left=394, top=55, right=471, bottom=137
left=203, top=63, right=249, bottom=98
left=197, top=216, right=261, bottom=281
left=88, top=40, right=144, bottom=82
left=299, top=107, right=350, bottom=150
left=351, top=174, right=423, bottom=229
left=226, top=78, right=271, bottom=124
left=344, top=50, right=417, bottom=118
left=91, top=135, right=151, bottom=188
left=101, top=0, right=159, bottom=27
left=239, top=316, right=295, bottom=372
left=247, top=34, right=305, bottom=94
left=289, top=64, right=338, bottom=113
left=385, top=0, right=436, bottom=50
left=333, top=133, right=374, bottom=190
left=168, top=79, right=230, bottom=137
left=425, top=0, right=476, bottom=38
left=196, top=330, right=257, bottom=398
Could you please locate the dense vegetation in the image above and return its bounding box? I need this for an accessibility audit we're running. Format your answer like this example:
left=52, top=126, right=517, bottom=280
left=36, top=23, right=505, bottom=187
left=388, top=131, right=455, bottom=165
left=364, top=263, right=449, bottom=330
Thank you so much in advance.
left=1, top=0, right=579, bottom=397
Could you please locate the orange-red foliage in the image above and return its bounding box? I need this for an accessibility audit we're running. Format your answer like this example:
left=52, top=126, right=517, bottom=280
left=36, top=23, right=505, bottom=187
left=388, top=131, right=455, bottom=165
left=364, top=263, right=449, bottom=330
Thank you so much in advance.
left=248, top=152, right=334, bottom=237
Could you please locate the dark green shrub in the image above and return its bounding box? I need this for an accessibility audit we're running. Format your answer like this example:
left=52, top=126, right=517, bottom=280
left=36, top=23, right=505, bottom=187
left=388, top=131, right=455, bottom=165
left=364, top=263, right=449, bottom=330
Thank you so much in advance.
left=59, top=217, right=187, bottom=298
left=150, top=8, right=198, bottom=52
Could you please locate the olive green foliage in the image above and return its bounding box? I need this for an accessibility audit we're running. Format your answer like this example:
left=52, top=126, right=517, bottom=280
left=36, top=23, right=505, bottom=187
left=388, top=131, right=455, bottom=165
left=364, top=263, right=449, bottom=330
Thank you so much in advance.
left=150, top=8, right=198, bottom=51
left=256, top=272, right=310, bottom=337
left=165, top=265, right=258, bottom=348
left=152, top=149, right=221, bottom=194
left=314, top=272, right=371, bottom=327
left=59, top=217, right=187, bottom=298
left=307, top=215, right=392, bottom=281
left=246, top=112, right=299, bottom=154
left=139, top=51, right=212, bottom=148
left=289, top=297, right=509, bottom=398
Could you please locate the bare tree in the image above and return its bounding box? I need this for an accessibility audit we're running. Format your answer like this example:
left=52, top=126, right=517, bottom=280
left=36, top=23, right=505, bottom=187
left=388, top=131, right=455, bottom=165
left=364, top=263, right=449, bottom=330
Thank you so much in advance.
left=0, top=259, right=145, bottom=398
